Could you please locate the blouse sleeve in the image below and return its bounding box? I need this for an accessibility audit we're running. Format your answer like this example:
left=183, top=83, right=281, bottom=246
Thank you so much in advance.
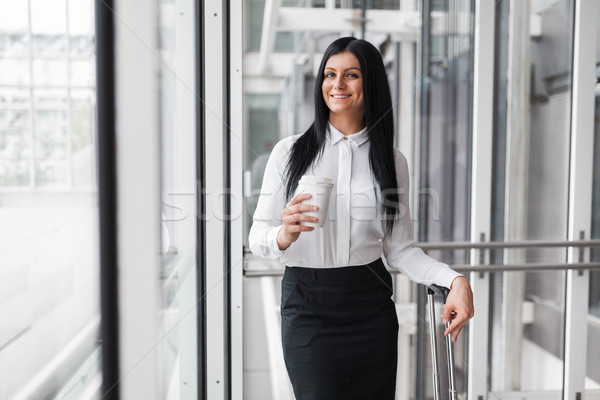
left=382, top=149, right=461, bottom=289
left=248, top=139, right=291, bottom=259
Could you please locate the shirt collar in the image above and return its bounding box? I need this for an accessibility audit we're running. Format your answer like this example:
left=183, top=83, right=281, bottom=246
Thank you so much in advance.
left=327, top=123, right=369, bottom=147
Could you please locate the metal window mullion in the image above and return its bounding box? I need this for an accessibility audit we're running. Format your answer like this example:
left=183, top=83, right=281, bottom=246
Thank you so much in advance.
left=27, top=0, right=35, bottom=188
left=398, top=0, right=416, bottom=182
left=204, top=1, right=227, bottom=399
left=469, top=1, right=496, bottom=399
left=95, top=0, right=120, bottom=397
left=195, top=0, right=205, bottom=397
left=172, top=0, right=199, bottom=399
left=229, top=0, right=244, bottom=399
left=412, top=0, right=422, bottom=230
left=415, top=2, right=431, bottom=398
left=563, top=1, right=597, bottom=399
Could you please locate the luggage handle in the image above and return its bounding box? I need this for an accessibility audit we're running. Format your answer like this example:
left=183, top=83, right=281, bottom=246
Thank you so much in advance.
left=428, top=284, right=450, bottom=303
left=427, top=285, right=458, bottom=400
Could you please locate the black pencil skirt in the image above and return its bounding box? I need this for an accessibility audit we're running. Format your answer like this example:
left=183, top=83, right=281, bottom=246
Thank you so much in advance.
left=280, top=258, right=399, bottom=400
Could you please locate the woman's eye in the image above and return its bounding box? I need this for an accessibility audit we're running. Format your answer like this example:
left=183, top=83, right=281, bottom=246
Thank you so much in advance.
left=347, top=73, right=359, bottom=78
left=325, top=72, right=335, bottom=78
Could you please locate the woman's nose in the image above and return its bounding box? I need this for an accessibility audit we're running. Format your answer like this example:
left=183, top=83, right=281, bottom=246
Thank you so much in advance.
left=334, top=76, right=345, bottom=89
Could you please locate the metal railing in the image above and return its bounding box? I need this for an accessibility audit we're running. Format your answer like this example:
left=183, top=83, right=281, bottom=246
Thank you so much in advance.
left=11, top=317, right=101, bottom=400
left=243, top=239, right=600, bottom=276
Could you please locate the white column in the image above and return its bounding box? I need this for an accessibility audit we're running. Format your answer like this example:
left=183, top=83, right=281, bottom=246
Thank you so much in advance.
left=230, top=1, right=244, bottom=399
left=564, top=1, right=597, bottom=399
left=205, top=1, right=227, bottom=398
left=398, top=0, right=416, bottom=173
left=469, top=1, right=496, bottom=399
left=500, top=0, right=530, bottom=391
left=174, top=0, right=198, bottom=397
left=114, top=0, right=162, bottom=398
left=395, top=7, right=417, bottom=398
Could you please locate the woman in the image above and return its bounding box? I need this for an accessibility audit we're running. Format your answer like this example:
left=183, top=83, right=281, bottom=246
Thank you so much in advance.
left=249, top=37, right=474, bottom=400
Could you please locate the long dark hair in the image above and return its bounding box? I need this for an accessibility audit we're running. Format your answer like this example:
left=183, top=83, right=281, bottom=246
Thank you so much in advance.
left=283, top=37, right=399, bottom=234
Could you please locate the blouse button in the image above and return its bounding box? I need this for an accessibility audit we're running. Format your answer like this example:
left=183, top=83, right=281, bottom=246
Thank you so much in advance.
left=343, top=136, right=348, bottom=140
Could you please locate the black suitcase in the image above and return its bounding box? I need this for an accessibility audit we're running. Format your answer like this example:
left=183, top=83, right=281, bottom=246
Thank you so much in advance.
left=427, top=285, right=458, bottom=400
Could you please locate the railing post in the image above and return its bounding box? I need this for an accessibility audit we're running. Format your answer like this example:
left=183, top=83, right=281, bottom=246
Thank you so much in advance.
left=479, top=233, right=486, bottom=279
left=469, top=235, right=490, bottom=400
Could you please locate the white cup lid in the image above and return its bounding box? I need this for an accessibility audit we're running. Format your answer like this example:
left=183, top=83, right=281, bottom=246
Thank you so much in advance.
left=299, top=175, right=333, bottom=185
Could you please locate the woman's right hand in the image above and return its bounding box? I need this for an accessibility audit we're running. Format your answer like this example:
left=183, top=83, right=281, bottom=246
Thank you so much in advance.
left=276, top=193, right=319, bottom=251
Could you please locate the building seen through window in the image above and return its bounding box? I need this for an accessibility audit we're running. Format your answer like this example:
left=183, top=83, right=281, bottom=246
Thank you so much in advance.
left=0, top=0, right=100, bottom=398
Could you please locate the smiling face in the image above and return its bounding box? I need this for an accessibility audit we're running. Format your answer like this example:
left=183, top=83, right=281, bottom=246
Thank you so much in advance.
left=321, top=51, right=365, bottom=126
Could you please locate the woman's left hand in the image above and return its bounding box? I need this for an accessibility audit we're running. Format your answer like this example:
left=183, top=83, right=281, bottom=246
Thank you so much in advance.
left=441, top=276, right=474, bottom=343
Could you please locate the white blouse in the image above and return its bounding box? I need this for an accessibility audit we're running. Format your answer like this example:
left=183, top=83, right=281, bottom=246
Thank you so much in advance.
left=248, top=123, right=460, bottom=289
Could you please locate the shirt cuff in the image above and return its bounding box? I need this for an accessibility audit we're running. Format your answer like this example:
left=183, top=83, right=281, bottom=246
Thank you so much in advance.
left=267, top=225, right=285, bottom=257
left=434, top=265, right=462, bottom=289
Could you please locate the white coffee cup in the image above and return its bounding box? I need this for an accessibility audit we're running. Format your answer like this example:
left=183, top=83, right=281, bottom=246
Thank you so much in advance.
left=296, top=175, right=334, bottom=228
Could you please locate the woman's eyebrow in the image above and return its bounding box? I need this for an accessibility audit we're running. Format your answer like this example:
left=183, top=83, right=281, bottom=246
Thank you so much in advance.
left=324, top=66, right=361, bottom=71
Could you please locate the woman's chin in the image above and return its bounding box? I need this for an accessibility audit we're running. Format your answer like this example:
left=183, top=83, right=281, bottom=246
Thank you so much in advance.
left=329, top=106, right=358, bottom=116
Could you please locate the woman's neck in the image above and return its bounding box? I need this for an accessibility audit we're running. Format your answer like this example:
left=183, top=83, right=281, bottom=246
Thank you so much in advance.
left=328, top=115, right=365, bottom=136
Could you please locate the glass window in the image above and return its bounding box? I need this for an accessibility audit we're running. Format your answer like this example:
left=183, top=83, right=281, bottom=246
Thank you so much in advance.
left=157, top=0, right=199, bottom=397
left=30, top=0, right=67, bottom=35
left=419, top=0, right=473, bottom=262
left=419, top=2, right=475, bottom=398
left=592, top=98, right=600, bottom=319
left=69, top=59, right=95, bottom=86
left=0, top=59, right=30, bottom=85
left=32, top=34, right=68, bottom=57
left=244, top=0, right=265, bottom=52
left=0, top=33, right=29, bottom=58
left=522, top=0, right=572, bottom=385
left=0, top=90, right=31, bottom=187
left=0, top=0, right=95, bottom=190
left=244, top=93, right=280, bottom=243
left=0, top=0, right=100, bottom=398
left=67, top=0, right=94, bottom=36
left=588, top=92, right=600, bottom=390
left=490, top=0, right=509, bottom=263
left=0, top=1, right=28, bottom=32
left=587, top=0, right=600, bottom=390
left=489, top=0, right=574, bottom=394
left=69, top=35, right=94, bottom=58
left=33, top=60, right=69, bottom=86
